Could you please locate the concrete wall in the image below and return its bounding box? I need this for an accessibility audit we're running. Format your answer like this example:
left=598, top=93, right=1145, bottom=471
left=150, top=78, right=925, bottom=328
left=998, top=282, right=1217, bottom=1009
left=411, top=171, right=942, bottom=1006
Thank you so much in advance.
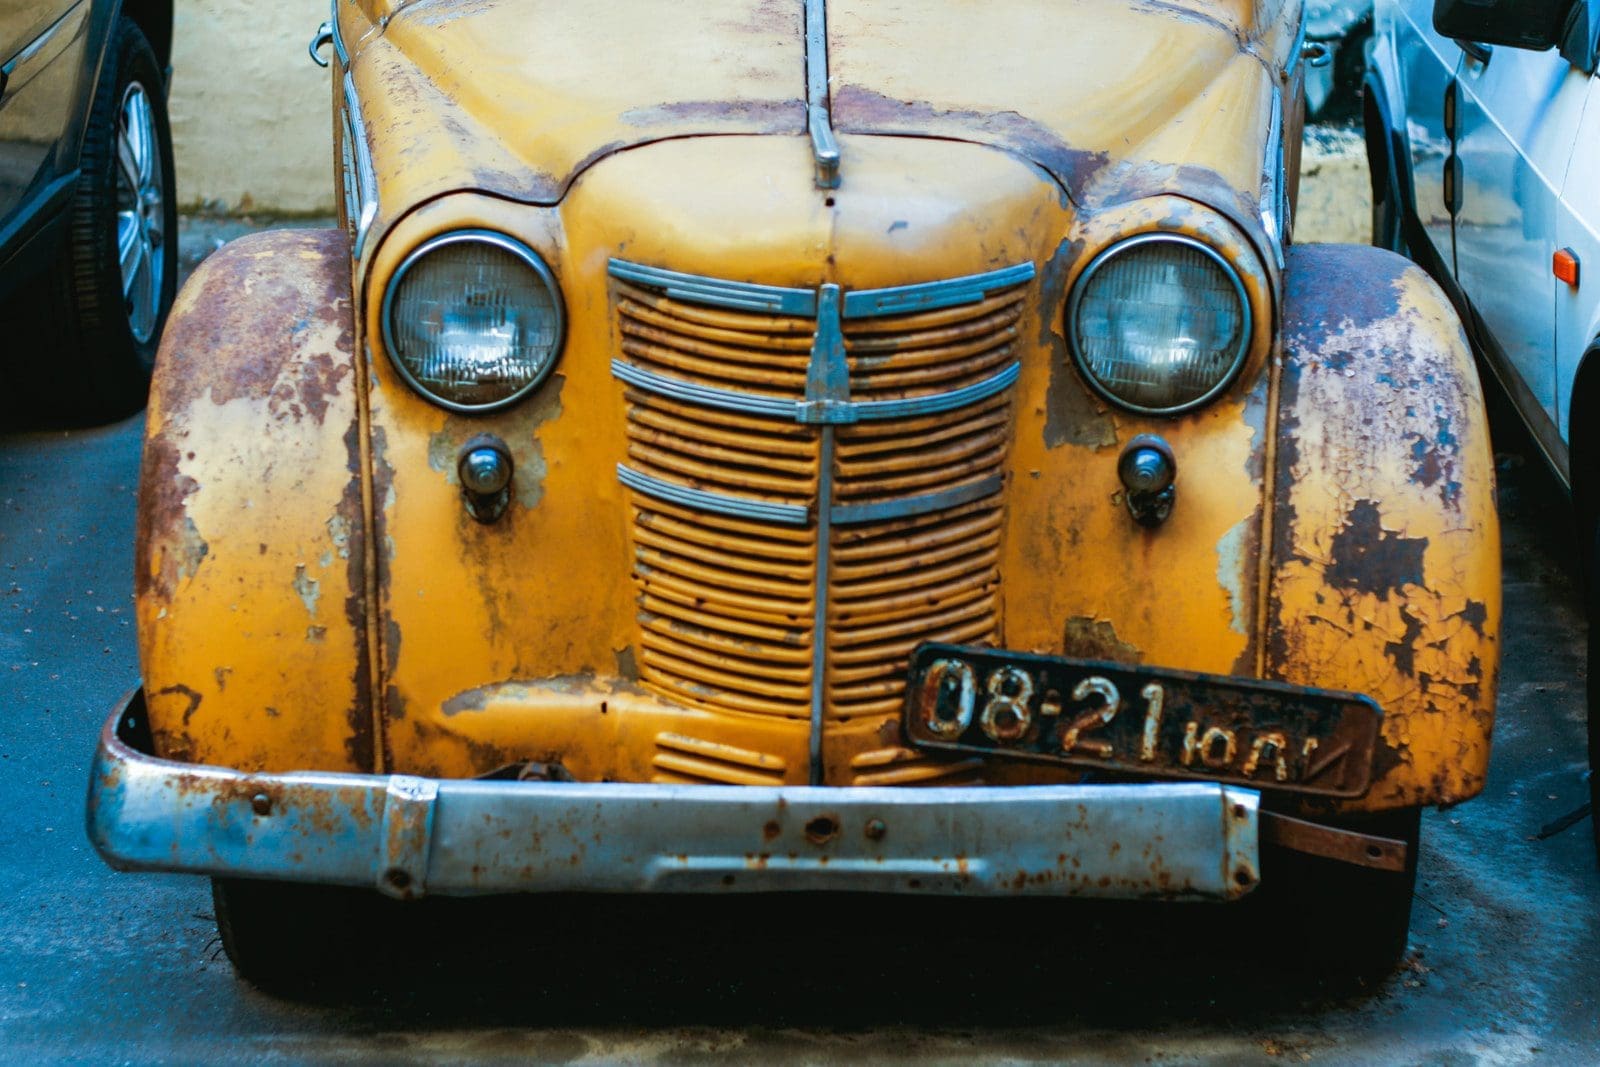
left=169, top=0, right=334, bottom=214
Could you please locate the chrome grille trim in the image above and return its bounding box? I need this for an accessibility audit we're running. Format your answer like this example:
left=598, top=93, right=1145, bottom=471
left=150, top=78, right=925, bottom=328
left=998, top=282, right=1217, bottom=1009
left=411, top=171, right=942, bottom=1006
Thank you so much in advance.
left=611, top=360, right=803, bottom=419
left=617, top=464, right=811, bottom=526
left=849, top=364, right=1021, bottom=420
left=608, top=260, right=818, bottom=316
left=841, top=263, right=1036, bottom=319
left=831, top=474, right=1004, bottom=526
left=612, top=358, right=1020, bottom=425
left=610, top=258, right=1036, bottom=322
left=613, top=258, right=1030, bottom=777
left=809, top=427, right=837, bottom=783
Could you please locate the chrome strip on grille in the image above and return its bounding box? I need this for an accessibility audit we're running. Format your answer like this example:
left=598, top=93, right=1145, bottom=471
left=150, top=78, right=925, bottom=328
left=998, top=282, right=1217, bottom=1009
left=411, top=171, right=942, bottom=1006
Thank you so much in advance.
left=609, top=260, right=817, bottom=316
left=609, top=260, right=1037, bottom=322
left=611, top=359, right=804, bottom=420
left=831, top=475, right=1004, bottom=526
left=810, top=428, right=836, bottom=783
left=616, top=464, right=811, bottom=526
left=803, top=284, right=851, bottom=783
left=613, top=358, right=1020, bottom=425
left=849, top=364, right=1021, bottom=421
left=842, top=263, right=1036, bottom=319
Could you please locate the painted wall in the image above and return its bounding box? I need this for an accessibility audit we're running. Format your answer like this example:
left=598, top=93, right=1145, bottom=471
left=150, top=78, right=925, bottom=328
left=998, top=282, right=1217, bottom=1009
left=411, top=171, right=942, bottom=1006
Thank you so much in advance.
left=169, top=0, right=334, bottom=214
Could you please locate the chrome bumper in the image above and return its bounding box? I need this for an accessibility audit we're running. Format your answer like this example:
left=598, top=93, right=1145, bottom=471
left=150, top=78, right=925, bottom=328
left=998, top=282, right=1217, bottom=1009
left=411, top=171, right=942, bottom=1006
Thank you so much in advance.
left=87, top=689, right=1261, bottom=901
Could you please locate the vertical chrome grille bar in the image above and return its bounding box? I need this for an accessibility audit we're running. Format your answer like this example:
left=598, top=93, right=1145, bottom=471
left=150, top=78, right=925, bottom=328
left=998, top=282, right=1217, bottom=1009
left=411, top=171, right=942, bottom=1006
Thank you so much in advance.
left=810, top=426, right=835, bottom=785
left=808, top=284, right=848, bottom=784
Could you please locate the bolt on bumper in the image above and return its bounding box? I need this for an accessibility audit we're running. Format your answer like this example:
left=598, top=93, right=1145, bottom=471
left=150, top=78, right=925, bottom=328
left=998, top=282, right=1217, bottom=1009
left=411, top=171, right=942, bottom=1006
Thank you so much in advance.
left=87, top=688, right=1261, bottom=901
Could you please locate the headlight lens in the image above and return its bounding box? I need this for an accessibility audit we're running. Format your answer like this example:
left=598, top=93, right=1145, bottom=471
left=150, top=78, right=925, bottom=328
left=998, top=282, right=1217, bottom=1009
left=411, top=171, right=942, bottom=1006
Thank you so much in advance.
left=382, top=230, right=564, bottom=412
left=1069, top=233, right=1252, bottom=415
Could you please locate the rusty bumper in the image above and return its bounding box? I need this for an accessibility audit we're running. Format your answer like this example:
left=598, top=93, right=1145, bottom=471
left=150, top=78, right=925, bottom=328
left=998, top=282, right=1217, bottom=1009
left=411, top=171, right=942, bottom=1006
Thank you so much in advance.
left=88, top=689, right=1260, bottom=901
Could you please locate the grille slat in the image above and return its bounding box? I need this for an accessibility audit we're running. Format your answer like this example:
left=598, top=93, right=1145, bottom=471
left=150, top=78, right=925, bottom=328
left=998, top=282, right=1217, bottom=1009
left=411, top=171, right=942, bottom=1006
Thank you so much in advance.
left=633, top=525, right=814, bottom=582
left=640, top=627, right=814, bottom=681
left=627, top=440, right=814, bottom=500
left=636, top=566, right=812, bottom=621
left=653, top=732, right=789, bottom=785
left=849, top=746, right=985, bottom=787
left=620, top=296, right=815, bottom=352
left=620, top=337, right=810, bottom=393
left=848, top=335, right=1017, bottom=390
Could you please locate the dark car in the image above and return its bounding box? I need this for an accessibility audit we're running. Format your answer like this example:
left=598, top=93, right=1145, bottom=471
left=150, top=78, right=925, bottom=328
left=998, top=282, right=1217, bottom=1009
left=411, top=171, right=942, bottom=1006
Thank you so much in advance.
left=0, top=1, right=176, bottom=422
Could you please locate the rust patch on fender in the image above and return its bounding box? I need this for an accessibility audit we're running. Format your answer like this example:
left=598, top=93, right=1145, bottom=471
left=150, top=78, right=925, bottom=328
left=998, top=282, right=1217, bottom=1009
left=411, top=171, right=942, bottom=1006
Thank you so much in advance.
left=1268, top=245, right=1499, bottom=812
left=340, top=421, right=376, bottom=772
left=1324, top=500, right=1427, bottom=600
left=135, top=437, right=204, bottom=603
left=1062, top=617, right=1142, bottom=665
left=153, top=229, right=353, bottom=423
left=139, top=226, right=372, bottom=776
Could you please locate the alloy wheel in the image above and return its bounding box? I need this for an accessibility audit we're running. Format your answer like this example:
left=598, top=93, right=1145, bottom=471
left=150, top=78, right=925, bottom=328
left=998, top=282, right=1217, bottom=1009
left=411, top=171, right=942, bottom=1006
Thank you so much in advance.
left=114, top=82, right=166, bottom=345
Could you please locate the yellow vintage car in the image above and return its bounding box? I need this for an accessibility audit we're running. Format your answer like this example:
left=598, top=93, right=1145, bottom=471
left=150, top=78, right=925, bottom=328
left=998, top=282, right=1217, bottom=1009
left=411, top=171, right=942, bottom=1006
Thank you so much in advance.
left=88, top=0, right=1500, bottom=985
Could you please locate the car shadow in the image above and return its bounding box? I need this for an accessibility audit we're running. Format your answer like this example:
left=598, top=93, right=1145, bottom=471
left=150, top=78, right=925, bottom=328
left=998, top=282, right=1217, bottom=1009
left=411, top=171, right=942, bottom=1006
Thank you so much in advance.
left=263, top=890, right=1397, bottom=1028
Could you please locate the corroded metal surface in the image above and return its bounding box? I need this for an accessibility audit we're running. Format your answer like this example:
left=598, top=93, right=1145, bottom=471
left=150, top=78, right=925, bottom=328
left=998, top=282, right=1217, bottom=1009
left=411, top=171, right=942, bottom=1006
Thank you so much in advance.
left=1258, top=809, right=1408, bottom=873
left=89, top=689, right=1261, bottom=901
left=132, top=1, right=1495, bottom=828
left=1268, top=245, right=1500, bottom=812
left=903, top=643, right=1382, bottom=799
left=137, top=228, right=374, bottom=774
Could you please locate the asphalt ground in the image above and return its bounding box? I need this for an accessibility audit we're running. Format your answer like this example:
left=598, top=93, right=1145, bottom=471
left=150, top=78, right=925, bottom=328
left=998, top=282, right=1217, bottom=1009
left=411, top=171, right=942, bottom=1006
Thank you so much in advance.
left=1, top=148, right=1598, bottom=1064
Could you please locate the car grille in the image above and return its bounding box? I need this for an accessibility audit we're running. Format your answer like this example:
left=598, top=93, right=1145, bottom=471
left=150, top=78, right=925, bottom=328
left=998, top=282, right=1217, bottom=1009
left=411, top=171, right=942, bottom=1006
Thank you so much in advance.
left=610, top=259, right=1031, bottom=764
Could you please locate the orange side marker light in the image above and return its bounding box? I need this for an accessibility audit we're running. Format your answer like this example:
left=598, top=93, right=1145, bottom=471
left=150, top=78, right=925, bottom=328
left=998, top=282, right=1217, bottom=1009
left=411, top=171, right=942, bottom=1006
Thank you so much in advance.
left=1554, top=248, right=1580, bottom=287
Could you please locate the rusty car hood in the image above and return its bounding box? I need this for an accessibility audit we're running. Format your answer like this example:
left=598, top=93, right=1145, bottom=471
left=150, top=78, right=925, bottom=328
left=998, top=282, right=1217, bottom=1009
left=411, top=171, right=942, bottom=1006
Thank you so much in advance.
left=350, top=0, right=1294, bottom=208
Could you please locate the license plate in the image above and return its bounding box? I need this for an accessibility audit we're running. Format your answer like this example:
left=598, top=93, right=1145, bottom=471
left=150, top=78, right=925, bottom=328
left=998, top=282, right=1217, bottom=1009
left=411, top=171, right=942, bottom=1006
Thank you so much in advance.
left=903, top=643, right=1382, bottom=798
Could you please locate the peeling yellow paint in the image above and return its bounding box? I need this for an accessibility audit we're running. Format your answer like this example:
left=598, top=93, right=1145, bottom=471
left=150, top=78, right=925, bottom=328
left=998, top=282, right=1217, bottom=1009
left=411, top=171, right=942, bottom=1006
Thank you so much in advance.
left=137, top=4, right=1496, bottom=823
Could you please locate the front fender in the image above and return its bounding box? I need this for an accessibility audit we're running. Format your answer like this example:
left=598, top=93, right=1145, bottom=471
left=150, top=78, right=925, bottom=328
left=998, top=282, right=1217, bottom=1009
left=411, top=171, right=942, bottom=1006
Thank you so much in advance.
left=136, top=229, right=375, bottom=773
left=1268, top=244, right=1500, bottom=813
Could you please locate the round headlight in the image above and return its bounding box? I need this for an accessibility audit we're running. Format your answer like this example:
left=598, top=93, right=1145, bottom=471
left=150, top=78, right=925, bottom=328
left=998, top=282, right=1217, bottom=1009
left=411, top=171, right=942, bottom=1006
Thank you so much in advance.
left=382, top=230, right=565, bottom=412
left=1068, top=233, right=1252, bottom=415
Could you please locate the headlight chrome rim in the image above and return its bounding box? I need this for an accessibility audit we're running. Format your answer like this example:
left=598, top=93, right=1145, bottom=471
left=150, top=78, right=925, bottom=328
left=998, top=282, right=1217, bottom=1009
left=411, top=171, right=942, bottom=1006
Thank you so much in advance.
left=380, top=228, right=566, bottom=414
left=1067, top=232, right=1254, bottom=417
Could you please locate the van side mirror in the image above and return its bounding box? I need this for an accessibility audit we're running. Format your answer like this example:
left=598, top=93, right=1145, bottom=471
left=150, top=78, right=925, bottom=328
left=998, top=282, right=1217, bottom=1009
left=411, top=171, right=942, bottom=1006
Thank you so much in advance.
left=1433, top=0, right=1574, bottom=52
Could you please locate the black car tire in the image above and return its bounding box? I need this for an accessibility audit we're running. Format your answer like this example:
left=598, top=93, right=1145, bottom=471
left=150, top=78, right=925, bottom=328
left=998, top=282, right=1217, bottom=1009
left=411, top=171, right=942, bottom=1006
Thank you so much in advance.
left=211, top=878, right=379, bottom=994
left=1588, top=521, right=1600, bottom=863
left=14, top=17, right=177, bottom=424
left=1258, top=807, right=1422, bottom=981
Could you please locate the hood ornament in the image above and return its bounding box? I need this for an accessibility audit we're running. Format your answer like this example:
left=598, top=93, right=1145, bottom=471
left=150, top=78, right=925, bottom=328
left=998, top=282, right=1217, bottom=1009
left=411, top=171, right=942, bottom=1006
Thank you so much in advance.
left=804, top=0, right=840, bottom=190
